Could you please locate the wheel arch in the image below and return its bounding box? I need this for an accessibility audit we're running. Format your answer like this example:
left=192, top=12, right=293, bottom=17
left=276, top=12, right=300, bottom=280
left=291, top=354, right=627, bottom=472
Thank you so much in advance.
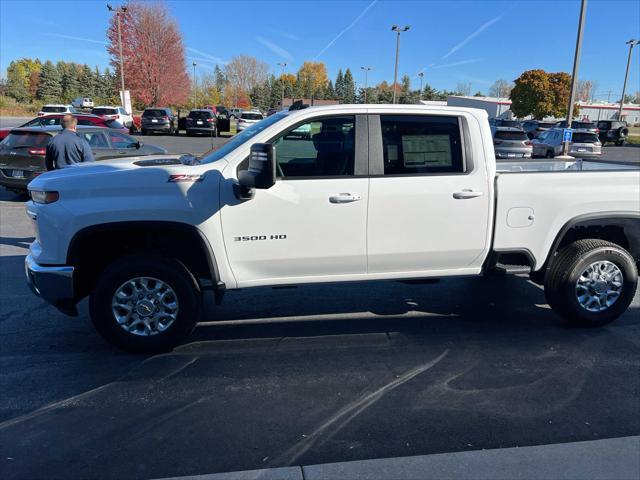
left=538, top=212, right=640, bottom=275
left=67, top=221, right=221, bottom=300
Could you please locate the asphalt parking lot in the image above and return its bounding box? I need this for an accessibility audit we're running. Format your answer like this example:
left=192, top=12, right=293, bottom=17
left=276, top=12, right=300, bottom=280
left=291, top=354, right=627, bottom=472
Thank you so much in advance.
left=1, top=183, right=639, bottom=479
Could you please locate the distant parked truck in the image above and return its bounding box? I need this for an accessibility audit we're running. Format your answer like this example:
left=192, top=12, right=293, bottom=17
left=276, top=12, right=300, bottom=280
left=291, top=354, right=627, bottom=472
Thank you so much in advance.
left=72, top=97, right=94, bottom=109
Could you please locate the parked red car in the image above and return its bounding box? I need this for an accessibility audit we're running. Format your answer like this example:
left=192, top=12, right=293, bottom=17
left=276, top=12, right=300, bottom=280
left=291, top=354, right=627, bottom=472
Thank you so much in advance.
left=0, top=114, right=128, bottom=141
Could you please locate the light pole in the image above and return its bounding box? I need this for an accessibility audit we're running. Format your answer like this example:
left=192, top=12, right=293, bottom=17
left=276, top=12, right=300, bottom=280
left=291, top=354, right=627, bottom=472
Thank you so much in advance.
left=277, top=62, right=287, bottom=108
left=107, top=4, right=127, bottom=98
left=418, top=72, right=424, bottom=100
left=192, top=61, right=197, bottom=108
left=360, top=66, right=371, bottom=103
left=561, top=0, right=587, bottom=157
left=618, top=39, right=639, bottom=120
left=391, top=25, right=410, bottom=104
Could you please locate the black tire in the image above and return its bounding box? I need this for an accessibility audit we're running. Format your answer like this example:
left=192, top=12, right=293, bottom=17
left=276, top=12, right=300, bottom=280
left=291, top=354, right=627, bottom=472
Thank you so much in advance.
left=90, top=255, right=201, bottom=353
left=141, top=128, right=147, bottom=136
left=544, top=239, right=638, bottom=327
left=546, top=149, right=555, bottom=159
left=615, top=139, right=626, bottom=146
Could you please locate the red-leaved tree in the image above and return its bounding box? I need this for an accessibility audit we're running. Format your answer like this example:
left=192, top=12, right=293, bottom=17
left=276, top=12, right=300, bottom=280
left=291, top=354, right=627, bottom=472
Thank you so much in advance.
left=107, top=1, right=189, bottom=107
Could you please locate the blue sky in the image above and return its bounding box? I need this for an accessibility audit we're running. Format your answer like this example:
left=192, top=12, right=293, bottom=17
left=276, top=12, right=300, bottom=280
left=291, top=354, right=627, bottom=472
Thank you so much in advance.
left=1, top=0, right=639, bottom=99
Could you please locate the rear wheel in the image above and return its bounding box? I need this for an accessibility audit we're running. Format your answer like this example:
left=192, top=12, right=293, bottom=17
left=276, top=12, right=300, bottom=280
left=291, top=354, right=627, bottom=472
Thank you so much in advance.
left=90, top=255, right=201, bottom=353
left=544, top=239, right=637, bottom=327
left=546, top=149, right=555, bottom=159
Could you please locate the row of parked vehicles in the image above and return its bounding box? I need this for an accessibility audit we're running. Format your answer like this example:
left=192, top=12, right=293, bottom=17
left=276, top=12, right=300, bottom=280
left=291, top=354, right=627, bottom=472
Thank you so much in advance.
left=0, top=112, right=168, bottom=194
left=490, top=117, right=631, bottom=160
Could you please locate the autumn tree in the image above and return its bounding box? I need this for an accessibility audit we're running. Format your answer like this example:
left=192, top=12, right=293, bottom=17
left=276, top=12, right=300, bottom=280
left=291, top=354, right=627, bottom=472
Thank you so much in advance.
left=455, top=81, right=472, bottom=96
left=489, top=79, right=513, bottom=98
left=280, top=73, right=296, bottom=98
left=297, top=61, right=328, bottom=99
left=5, top=58, right=42, bottom=102
left=576, top=79, right=598, bottom=102
left=108, top=2, right=189, bottom=107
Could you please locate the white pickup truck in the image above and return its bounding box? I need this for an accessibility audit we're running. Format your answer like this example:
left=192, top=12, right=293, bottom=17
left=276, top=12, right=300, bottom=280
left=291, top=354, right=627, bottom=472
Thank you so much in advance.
left=24, top=105, right=640, bottom=352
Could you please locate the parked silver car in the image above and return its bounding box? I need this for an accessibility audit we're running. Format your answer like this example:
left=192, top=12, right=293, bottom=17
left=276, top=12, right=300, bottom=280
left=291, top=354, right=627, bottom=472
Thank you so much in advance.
left=491, top=127, right=532, bottom=159
left=236, top=111, right=264, bottom=131
left=532, top=128, right=602, bottom=158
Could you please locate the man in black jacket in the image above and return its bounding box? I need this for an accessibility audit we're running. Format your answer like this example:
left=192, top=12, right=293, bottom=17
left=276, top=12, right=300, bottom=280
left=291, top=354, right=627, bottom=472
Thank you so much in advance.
left=45, top=114, right=95, bottom=170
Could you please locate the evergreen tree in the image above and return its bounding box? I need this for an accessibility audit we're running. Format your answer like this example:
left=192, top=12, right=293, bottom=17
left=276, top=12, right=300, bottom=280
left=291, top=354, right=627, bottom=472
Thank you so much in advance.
left=102, top=68, right=117, bottom=103
left=269, top=75, right=282, bottom=108
left=214, top=65, right=226, bottom=91
left=422, top=83, right=438, bottom=101
left=79, top=65, right=96, bottom=98
left=325, top=80, right=336, bottom=100
left=37, top=60, right=62, bottom=101
left=61, top=62, right=81, bottom=101
left=342, top=68, right=356, bottom=103
left=335, top=69, right=344, bottom=101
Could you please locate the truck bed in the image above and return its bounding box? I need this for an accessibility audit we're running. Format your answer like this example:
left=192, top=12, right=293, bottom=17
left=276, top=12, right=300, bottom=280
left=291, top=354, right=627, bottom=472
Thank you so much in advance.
left=492, top=165, right=640, bottom=270
left=496, top=158, right=640, bottom=173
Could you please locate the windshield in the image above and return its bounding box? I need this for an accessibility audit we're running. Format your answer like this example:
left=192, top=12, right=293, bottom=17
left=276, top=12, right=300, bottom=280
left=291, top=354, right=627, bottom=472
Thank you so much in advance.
left=498, top=120, right=521, bottom=127
left=199, top=111, right=288, bottom=164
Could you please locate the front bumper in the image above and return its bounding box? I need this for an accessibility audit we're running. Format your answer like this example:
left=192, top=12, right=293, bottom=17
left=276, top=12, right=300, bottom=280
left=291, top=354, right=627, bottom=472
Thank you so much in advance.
left=25, top=254, right=76, bottom=315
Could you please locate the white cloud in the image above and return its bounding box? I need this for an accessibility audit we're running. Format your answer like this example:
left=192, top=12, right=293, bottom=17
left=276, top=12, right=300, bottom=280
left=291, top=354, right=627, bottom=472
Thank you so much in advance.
left=432, top=58, right=486, bottom=69
left=270, top=29, right=299, bottom=41
left=186, top=47, right=227, bottom=65
left=313, top=0, right=377, bottom=60
left=256, top=36, right=293, bottom=61
left=442, top=15, right=503, bottom=59
left=44, top=33, right=107, bottom=45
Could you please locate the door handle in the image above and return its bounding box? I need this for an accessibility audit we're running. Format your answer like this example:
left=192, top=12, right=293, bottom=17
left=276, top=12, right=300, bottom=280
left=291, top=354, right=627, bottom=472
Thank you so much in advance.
left=329, top=193, right=362, bottom=204
left=453, top=189, right=484, bottom=199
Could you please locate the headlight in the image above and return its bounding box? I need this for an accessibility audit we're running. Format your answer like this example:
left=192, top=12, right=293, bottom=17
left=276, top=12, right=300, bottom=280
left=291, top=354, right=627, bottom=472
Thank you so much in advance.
left=30, top=190, right=59, bottom=204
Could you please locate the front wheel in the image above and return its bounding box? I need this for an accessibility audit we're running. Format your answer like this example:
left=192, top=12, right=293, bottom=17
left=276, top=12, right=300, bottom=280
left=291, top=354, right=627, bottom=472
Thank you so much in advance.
left=544, top=239, right=638, bottom=327
left=90, top=255, right=201, bottom=353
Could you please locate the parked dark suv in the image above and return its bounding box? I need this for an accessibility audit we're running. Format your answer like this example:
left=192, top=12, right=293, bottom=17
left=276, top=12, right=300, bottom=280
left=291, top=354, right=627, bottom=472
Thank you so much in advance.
left=185, top=109, right=217, bottom=136
left=140, top=108, right=176, bottom=135
left=597, top=120, right=629, bottom=146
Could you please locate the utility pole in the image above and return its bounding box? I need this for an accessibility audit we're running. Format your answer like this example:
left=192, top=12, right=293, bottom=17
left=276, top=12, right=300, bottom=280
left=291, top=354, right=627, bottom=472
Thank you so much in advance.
left=277, top=62, right=287, bottom=109
left=360, top=66, right=371, bottom=103
left=618, top=39, right=639, bottom=120
left=561, top=0, right=587, bottom=157
left=107, top=4, right=127, bottom=99
left=418, top=72, right=424, bottom=100
left=192, top=61, right=197, bottom=108
left=391, top=25, right=410, bottom=104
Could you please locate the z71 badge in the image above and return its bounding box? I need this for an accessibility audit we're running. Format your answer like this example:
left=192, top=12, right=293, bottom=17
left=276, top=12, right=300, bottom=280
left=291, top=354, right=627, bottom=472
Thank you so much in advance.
left=233, top=235, right=287, bottom=242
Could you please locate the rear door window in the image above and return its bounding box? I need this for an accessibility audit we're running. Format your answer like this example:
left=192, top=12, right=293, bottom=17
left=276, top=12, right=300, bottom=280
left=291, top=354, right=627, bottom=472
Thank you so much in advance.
left=241, top=113, right=263, bottom=120
left=188, top=111, right=212, bottom=119
left=108, top=131, right=136, bottom=148
left=82, top=131, right=109, bottom=148
left=379, top=115, right=465, bottom=174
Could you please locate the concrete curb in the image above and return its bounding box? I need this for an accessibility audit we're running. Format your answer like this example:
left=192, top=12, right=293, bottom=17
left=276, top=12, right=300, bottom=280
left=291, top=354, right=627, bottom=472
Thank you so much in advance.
left=157, top=436, right=640, bottom=480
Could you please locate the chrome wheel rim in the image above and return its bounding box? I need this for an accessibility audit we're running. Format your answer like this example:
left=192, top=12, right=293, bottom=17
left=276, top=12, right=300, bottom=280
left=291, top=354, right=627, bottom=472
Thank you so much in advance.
left=112, top=277, right=179, bottom=336
left=575, top=261, right=623, bottom=312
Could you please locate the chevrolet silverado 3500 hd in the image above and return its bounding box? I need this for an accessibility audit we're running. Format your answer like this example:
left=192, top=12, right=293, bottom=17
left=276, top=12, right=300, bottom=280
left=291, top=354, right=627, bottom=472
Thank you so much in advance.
left=24, top=105, right=640, bottom=352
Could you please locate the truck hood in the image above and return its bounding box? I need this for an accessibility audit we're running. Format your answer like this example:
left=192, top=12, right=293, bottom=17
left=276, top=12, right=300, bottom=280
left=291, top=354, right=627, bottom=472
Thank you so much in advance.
left=27, top=154, right=225, bottom=192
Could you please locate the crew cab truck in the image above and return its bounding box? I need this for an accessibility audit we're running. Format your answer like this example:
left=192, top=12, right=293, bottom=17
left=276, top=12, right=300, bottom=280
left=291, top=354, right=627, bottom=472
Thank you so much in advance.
left=24, top=105, right=640, bottom=353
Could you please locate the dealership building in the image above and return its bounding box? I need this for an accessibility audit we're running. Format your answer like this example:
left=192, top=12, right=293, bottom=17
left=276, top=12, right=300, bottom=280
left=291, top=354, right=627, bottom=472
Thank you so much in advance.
left=440, top=95, right=640, bottom=124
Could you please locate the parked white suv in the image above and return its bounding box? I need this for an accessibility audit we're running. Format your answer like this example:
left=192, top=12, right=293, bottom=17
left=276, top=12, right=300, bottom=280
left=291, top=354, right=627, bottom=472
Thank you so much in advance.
left=37, top=104, right=77, bottom=117
left=236, top=111, right=264, bottom=131
left=91, top=106, right=133, bottom=128
left=24, top=105, right=640, bottom=353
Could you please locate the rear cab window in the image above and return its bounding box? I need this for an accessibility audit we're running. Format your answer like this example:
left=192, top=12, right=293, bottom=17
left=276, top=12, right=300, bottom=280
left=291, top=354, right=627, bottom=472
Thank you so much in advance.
left=188, top=111, right=213, bottom=119
left=379, top=115, right=465, bottom=174
left=572, top=132, right=599, bottom=143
